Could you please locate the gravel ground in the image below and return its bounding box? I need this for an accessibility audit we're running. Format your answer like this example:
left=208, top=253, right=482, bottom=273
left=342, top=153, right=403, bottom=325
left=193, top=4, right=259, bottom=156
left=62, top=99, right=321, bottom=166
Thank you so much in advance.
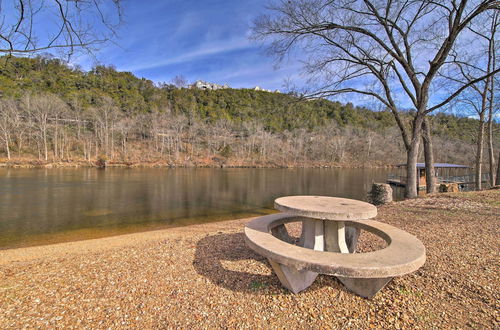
left=0, top=190, right=498, bottom=328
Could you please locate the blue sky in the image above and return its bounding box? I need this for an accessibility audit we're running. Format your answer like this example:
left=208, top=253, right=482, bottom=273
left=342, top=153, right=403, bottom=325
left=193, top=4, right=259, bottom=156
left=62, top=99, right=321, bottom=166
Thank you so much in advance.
left=4, top=0, right=494, bottom=116
left=72, top=0, right=301, bottom=91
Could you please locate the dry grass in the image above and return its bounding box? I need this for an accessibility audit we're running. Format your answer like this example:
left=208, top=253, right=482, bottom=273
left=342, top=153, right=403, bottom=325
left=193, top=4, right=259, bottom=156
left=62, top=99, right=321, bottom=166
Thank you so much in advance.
left=0, top=190, right=498, bottom=328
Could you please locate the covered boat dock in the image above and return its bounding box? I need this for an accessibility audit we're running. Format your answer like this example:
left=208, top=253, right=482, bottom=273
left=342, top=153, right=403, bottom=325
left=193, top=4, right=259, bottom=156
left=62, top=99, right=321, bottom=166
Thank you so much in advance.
left=387, top=163, right=473, bottom=191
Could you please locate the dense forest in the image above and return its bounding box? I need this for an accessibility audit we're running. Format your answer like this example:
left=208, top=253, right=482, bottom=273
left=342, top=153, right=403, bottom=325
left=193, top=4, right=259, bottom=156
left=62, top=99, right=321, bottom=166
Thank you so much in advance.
left=0, top=56, right=496, bottom=167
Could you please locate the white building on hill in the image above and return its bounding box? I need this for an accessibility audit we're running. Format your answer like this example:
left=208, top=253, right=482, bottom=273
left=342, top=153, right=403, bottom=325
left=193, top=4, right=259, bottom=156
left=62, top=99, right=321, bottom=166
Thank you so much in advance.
left=192, top=80, right=229, bottom=90
left=253, top=86, right=280, bottom=93
left=191, top=80, right=280, bottom=93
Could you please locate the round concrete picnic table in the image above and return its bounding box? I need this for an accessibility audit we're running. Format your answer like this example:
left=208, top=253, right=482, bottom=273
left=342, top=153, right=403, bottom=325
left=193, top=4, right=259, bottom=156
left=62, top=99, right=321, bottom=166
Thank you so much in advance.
left=274, top=196, right=377, bottom=253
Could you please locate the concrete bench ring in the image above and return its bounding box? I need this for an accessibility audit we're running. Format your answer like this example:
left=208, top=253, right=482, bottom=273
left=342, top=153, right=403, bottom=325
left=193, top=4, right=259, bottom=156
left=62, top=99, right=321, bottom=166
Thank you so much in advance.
left=244, top=196, right=426, bottom=298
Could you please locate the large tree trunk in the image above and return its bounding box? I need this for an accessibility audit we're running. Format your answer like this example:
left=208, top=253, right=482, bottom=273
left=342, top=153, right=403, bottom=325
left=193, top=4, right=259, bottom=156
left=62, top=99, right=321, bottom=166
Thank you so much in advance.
left=496, top=151, right=500, bottom=186
left=487, top=75, right=496, bottom=187
left=422, top=118, right=436, bottom=193
left=475, top=116, right=485, bottom=190
left=405, top=114, right=425, bottom=199
left=405, top=142, right=421, bottom=199
left=487, top=14, right=497, bottom=187
left=487, top=117, right=495, bottom=187
left=405, top=116, right=425, bottom=199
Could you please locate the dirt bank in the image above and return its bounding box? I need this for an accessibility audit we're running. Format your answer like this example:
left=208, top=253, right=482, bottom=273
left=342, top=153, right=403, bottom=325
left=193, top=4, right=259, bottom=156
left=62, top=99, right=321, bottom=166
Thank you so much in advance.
left=0, top=157, right=396, bottom=169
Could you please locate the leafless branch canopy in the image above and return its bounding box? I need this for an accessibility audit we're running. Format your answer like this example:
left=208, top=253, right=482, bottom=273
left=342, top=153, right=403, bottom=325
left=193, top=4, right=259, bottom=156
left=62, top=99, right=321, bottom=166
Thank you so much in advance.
left=438, top=10, right=499, bottom=114
left=253, top=0, right=499, bottom=148
left=0, top=0, right=122, bottom=58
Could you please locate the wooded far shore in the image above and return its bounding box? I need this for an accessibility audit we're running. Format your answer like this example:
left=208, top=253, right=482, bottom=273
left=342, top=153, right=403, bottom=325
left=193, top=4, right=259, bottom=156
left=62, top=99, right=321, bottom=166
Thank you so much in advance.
left=1, top=57, right=497, bottom=169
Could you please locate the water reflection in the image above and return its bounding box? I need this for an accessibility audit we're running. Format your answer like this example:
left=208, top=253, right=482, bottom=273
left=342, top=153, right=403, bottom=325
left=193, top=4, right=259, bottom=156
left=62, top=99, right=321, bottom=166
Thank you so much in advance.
left=0, top=168, right=397, bottom=249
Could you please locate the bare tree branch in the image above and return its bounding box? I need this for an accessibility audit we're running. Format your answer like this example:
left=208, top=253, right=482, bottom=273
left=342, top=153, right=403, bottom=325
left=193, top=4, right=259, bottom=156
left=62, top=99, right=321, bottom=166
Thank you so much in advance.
left=427, top=68, right=500, bottom=113
left=253, top=0, right=497, bottom=198
left=0, top=0, right=122, bottom=58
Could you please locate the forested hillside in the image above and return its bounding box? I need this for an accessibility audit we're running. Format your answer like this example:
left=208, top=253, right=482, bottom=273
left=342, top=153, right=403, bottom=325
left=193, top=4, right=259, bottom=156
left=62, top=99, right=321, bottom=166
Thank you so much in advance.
left=0, top=56, right=494, bottom=167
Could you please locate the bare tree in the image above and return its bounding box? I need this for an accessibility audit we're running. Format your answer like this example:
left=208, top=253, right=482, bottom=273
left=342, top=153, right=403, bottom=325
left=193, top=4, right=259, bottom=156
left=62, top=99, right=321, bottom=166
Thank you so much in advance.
left=115, top=116, right=134, bottom=160
left=91, top=96, right=120, bottom=158
left=171, top=75, right=188, bottom=88
left=445, top=11, right=498, bottom=189
left=21, top=93, right=67, bottom=160
left=51, top=96, right=69, bottom=159
left=497, top=151, right=500, bottom=185
left=333, top=133, right=348, bottom=163
left=487, top=77, right=499, bottom=186
left=0, top=98, right=18, bottom=159
left=486, top=17, right=499, bottom=186
left=253, top=0, right=499, bottom=198
left=170, top=114, right=188, bottom=160
left=0, top=0, right=122, bottom=58
left=421, top=118, right=436, bottom=192
left=11, top=102, right=28, bottom=157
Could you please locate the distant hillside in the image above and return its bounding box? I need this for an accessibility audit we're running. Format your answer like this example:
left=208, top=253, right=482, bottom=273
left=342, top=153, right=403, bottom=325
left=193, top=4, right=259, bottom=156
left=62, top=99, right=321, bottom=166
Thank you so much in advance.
left=0, top=56, right=495, bottom=167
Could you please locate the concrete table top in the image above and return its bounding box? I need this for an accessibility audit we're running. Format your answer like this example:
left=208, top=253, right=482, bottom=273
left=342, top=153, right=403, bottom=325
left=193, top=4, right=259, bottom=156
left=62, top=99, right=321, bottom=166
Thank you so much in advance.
left=274, top=196, right=377, bottom=221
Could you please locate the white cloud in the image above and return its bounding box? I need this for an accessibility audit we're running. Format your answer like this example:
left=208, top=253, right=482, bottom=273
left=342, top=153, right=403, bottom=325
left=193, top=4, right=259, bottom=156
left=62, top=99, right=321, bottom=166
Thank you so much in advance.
left=120, top=38, right=252, bottom=72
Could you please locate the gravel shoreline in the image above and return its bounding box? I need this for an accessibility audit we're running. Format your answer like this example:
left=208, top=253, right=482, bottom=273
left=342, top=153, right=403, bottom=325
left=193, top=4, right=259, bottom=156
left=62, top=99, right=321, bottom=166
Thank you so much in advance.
left=1, top=191, right=498, bottom=328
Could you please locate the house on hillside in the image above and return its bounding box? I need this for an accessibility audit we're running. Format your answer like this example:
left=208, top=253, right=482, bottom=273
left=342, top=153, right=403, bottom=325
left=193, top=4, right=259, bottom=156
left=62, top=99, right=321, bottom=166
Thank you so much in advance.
left=192, top=80, right=229, bottom=90
left=253, top=86, right=280, bottom=93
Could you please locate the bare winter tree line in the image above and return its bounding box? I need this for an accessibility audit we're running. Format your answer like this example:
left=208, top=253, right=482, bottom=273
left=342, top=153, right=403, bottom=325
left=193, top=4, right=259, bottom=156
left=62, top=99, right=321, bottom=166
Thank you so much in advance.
left=0, top=92, right=479, bottom=167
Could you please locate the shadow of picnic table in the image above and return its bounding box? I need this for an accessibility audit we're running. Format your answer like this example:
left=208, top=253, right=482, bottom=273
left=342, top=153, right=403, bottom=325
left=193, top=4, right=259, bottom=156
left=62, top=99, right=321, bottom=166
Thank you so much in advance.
left=193, top=232, right=283, bottom=294
left=193, top=231, right=340, bottom=294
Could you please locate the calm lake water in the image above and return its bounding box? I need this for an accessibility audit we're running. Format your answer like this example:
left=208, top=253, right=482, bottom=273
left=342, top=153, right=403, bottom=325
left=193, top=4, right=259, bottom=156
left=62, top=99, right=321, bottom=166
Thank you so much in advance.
left=0, top=168, right=401, bottom=249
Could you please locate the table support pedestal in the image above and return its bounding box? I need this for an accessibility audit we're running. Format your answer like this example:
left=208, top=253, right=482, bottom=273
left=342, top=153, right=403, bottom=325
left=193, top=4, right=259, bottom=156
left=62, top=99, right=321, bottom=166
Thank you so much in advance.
left=337, top=277, right=392, bottom=299
left=268, top=260, right=318, bottom=294
left=300, top=219, right=324, bottom=250
left=269, top=221, right=321, bottom=293
left=324, top=221, right=349, bottom=253
left=299, top=219, right=360, bottom=253
left=269, top=219, right=376, bottom=295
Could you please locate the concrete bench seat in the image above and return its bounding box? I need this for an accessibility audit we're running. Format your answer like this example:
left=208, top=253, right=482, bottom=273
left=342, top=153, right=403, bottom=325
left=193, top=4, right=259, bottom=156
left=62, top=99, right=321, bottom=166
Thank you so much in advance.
left=245, top=213, right=426, bottom=297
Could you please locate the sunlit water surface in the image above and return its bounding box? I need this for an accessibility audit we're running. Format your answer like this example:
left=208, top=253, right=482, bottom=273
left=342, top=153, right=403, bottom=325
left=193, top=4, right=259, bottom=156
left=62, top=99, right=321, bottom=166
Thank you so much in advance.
left=0, top=168, right=402, bottom=249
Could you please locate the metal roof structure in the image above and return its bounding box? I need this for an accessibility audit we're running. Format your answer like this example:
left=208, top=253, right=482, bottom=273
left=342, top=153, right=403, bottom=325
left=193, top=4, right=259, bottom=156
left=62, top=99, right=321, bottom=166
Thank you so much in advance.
left=396, top=163, right=469, bottom=168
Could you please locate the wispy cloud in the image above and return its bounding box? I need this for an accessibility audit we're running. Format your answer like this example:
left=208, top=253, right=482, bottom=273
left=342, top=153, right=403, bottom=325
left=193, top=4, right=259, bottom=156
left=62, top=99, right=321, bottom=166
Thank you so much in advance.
left=63, top=1, right=319, bottom=98
left=121, top=38, right=253, bottom=72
